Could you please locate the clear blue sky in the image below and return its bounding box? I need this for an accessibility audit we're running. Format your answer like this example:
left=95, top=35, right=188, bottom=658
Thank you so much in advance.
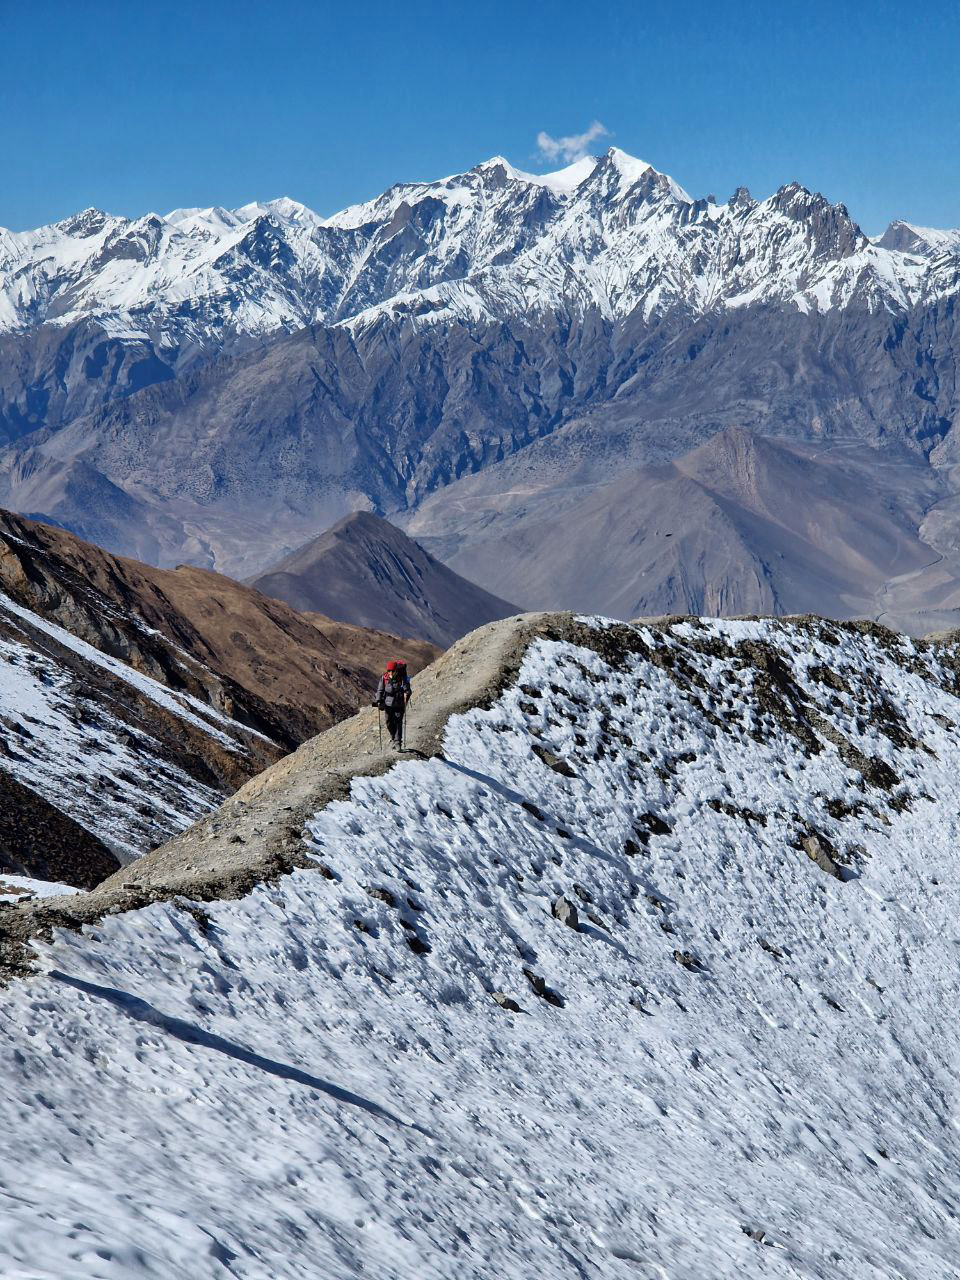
left=2, top=0, right=958, bottom=234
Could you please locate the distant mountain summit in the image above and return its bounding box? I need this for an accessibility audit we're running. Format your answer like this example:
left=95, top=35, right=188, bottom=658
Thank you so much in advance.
left=249, top=512, right=518, bottom=648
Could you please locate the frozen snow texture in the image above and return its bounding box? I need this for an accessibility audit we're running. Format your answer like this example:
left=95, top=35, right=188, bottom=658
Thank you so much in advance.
left=3, top=617, right=960, bottom=1275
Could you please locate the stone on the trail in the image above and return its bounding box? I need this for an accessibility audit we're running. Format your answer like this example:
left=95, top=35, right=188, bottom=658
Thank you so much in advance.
left=491, top=991, right=521, bottom=1013
left=673, top=949, right=704, bottom=972
left=802, top=834, right=843, bottom=880
left=551, top=895, right=579, bottom=930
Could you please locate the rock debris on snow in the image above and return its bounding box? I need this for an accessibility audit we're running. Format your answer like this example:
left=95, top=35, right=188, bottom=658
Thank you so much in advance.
left=491, top=991, right=522, bottom=1013
left=802, top=832, right=846, bottom=880
left=551, top=894, right=580, bottom=931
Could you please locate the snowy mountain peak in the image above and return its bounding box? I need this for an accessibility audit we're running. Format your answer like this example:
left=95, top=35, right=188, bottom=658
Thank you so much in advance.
left=528, top=154, right=597, bottom=193
left=875, top=218, right=960, bottom=258
left=235, top=196, right=323, bottom=226
left=55, top=207, right=113, bottom=238
left=473, top=155, right=513, bottom=172
left=764, top=182, right=867, bottom=258
left=728, top=184, right=756, bottom=211
left=1, top=152, right=958, bottom=343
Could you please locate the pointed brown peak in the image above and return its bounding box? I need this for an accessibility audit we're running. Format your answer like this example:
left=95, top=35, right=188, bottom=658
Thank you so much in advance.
left=326, top=509, right=410, bottom=540
left=876, top=220, right=918, bottom=252
left=674, top=429, right=815, bottom=508
left=679, top=425, right=768, bottom=469
left=265, top=510, right=445, bottom=578
left=250, top=510, right=518, bottom=648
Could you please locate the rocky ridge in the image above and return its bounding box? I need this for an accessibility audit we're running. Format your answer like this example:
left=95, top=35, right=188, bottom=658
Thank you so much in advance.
left=5, top=608, right=960, bottom=963
left=1, top=150, right=955, bottom=349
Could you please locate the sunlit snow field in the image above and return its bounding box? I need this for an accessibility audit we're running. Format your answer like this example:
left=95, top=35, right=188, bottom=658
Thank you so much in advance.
left=2, top=618, right=960, bottom=1277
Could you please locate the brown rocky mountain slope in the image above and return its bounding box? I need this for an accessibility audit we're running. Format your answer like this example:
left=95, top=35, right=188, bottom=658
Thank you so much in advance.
left=415, top=428, right=953, bottom=634
left=249, top=511, right=518, bottom=648
left=0, top=582, right=275, bottom=886
left=0, top=511, right=438, bottom=888
left=0, top=510, right=439, bottom=751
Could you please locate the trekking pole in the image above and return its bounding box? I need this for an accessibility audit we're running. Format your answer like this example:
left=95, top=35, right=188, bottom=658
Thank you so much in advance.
left=378, top=706, right=382, bottom=750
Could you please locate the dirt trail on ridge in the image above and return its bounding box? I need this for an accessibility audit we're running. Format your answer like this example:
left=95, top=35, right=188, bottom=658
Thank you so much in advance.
left=0, top=612, right=571, bottom=978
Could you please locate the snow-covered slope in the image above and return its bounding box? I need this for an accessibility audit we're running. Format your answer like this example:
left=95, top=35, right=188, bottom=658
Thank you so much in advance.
left=2, top=149, right=957, bottom=346
left=0, top=585, right=272, bottom=875
left=5, top=614, right=960, bottom=1276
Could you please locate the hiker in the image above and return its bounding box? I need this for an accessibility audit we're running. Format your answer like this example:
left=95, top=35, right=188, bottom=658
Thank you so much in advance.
left=374, top=658, right=412, bottom=748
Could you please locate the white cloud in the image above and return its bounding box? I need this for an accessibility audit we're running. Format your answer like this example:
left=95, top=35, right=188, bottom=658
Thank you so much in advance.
left=536, top=121, right=609, bottom=165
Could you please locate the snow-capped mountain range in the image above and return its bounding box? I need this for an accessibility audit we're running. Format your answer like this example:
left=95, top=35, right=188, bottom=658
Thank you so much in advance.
left=2, top=148, right=959, bottom=346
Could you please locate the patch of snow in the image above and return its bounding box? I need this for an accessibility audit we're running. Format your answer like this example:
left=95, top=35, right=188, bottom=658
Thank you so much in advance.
left=0, top=618, right=223, bottom=860
left=0, top=875, right=81, bottom=900
left=518, top=155, right=599, bottom=195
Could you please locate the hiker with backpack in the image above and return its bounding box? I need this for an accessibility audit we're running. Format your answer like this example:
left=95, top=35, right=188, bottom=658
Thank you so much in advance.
left=374, top=659, right=412, bottom=749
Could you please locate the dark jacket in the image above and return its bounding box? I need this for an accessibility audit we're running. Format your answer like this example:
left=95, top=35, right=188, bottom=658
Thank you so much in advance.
left=375, top=672, right=411, bottom=709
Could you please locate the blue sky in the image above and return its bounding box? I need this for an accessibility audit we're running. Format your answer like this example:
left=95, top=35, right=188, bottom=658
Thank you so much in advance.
left=2, top=0, right=958, bottom=233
